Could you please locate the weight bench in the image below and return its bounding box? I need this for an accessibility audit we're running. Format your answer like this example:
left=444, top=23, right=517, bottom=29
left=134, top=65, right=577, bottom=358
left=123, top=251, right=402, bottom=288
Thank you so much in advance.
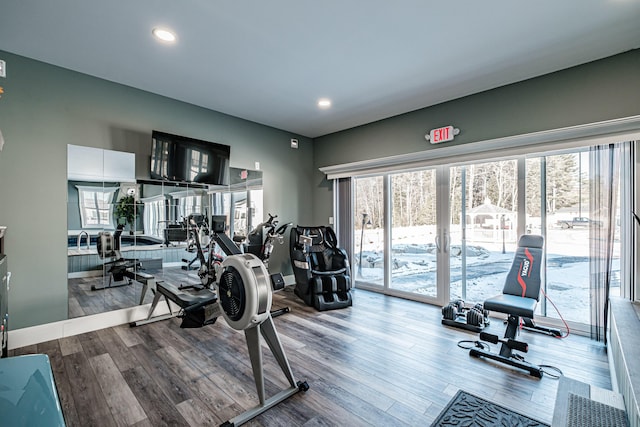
left=470, top=234, right=546, bottom=377
left=131, top=281, right=219, bottom=328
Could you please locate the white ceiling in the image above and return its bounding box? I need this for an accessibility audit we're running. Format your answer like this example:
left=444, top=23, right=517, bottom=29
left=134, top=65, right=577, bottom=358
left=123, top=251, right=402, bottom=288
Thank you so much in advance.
left=1, top=1, right=639, bottom=138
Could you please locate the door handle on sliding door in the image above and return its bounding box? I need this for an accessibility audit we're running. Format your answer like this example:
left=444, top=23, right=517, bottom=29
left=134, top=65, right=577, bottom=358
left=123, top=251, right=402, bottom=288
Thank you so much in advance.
left=443, top=231, right=450, bottom=254
left=435, top=233, right=449, bottom=253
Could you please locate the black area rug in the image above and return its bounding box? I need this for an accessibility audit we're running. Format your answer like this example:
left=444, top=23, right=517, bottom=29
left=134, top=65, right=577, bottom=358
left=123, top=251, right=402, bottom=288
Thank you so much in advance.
left=431, top=390, right=549, bottom=427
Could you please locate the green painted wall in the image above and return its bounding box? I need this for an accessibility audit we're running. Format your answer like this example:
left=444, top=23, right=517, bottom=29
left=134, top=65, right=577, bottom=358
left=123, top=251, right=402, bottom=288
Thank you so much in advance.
left=312, top=49, right=640, bottom=225
left=2, top=48, right=639, bottom=329
left=0, top=51, right=313, bottom=329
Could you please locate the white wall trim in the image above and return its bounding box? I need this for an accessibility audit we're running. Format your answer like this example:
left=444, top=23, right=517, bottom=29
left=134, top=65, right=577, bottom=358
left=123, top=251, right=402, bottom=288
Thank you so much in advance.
left=320, top=115, right=640, bottom=179
left=68, top=270, right=103, bottom=279
left=8, top=303, right=174, bottom=349
left=8, top=274, right=297, bottom=349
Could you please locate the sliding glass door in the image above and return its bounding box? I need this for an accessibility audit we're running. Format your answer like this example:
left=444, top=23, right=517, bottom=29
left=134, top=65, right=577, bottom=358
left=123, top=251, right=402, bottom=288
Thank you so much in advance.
left=349, top=143, right=625, bottom=332
left=388, top=169, right=439, bottom=298
left=526, top=150, right=621, bottom=326
left=354, top=176, right=385, bottom=288
left=353, top=168, right=449, bottom=304
left=449, top=160, right=518, bottom=304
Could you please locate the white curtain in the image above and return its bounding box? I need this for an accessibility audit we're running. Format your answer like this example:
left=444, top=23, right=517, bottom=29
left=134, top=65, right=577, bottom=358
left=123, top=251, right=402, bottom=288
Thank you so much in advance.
left=140, top=195, right=167, bottom=238
left=589, top=143, right=623, bottom=342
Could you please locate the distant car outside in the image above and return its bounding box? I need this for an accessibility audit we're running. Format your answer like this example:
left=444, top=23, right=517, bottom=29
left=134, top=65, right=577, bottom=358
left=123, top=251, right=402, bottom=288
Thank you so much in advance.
left=556, top=217, right=602, bottom=229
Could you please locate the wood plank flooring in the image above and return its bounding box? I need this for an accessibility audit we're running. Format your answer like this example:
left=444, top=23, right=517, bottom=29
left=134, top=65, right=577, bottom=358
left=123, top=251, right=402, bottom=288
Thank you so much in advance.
left=11, top=288, right=611, bottom=426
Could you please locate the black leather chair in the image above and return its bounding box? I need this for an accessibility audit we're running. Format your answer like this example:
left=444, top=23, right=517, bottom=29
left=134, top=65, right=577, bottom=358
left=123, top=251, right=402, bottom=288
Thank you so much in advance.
left=469, top=234, right=545, bottom=377
left=290, top=226, right=352, bottom=311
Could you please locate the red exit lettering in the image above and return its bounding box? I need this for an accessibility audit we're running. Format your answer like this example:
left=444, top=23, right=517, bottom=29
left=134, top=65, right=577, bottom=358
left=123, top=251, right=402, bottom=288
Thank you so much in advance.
left=433, top=127, right=448, bottom=143
left=429, top=126, right=455, bottom=144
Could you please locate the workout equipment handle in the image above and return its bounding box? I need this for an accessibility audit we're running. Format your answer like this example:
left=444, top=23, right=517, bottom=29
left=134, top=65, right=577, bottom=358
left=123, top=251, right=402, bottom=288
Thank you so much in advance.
left=479, top=332, right=499, bottom=344
left=479, top=332, right=528, bottom=353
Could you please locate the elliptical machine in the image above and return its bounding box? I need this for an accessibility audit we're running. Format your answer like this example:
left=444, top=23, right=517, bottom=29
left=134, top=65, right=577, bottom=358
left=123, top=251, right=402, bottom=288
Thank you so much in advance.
left=244, top=214, right=291, bottom=269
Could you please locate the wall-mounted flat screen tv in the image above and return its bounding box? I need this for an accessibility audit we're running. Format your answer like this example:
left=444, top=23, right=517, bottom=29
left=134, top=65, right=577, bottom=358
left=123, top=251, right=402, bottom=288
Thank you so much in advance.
left=150, top=131, right=230, bottom=185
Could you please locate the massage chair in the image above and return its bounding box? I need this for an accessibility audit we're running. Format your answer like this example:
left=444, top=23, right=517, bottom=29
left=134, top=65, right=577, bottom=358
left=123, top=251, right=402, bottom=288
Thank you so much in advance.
left=290, top=225, right=352, bottom=311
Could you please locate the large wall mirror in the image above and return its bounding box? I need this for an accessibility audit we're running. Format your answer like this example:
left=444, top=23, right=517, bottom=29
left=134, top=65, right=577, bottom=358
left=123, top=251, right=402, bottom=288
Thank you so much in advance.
left=67, top=144, right=263, bottom=319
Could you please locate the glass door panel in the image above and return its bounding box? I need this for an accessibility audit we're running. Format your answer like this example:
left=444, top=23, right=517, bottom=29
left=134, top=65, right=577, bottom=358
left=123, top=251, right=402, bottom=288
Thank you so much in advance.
left=449, top=160, right=518, bottom=304
left=354, top=176, right=385, bottom=287
left=528, top=152, right=591, bottom=325
left=389, top=169, right=438, bottom=297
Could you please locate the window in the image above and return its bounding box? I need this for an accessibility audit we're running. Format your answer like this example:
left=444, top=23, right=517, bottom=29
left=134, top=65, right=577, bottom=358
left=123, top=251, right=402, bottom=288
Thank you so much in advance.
left=140, top=195, right=167, bottom=239
left=449, top=160, right=518, bottom=304
left=389, top=169, right=438, bottom=297
left=169, top=189, right=205, bottom=222
left=188, top=148, right=209, bottom=182
left=354, top=176, right=385, bottom=286
left=76, top=186, right=118, bottom=229
left=343, top=142, right=629, bottom=334
left=151, top=139, right=170, bottom=178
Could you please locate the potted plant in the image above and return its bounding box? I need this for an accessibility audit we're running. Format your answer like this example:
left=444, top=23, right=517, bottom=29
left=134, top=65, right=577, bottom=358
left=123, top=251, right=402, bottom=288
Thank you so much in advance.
left=114, top=195, right=138, bottom=234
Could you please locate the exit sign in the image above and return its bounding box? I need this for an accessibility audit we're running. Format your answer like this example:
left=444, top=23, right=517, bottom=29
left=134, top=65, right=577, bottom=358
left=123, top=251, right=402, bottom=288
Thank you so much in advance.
left=425, top=125, right=459, bottom=144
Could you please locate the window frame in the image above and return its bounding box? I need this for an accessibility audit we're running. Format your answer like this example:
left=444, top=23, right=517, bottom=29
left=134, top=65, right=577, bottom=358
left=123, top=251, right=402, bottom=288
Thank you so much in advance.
left=75, top=185, right=118, bottom=229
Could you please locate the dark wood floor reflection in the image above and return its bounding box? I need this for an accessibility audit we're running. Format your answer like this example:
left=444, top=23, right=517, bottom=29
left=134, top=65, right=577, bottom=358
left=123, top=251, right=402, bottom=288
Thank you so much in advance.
left=68, top=267, right=202, bottom=318
left=14, top=288, right=611, bottom=426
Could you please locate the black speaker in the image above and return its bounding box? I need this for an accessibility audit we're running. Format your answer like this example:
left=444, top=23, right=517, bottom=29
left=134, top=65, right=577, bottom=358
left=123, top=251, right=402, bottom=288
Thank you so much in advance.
left=270, top=273, right=285, bottom=291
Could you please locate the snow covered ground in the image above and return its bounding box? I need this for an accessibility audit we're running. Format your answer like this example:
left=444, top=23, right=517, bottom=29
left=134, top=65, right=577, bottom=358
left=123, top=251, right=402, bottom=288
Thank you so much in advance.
left=355, top=225, right=620, bottom=325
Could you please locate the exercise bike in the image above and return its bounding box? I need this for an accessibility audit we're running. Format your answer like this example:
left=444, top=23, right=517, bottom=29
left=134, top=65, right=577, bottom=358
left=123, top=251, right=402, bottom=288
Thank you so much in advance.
left=181, top=213, right=211, bottom=272
left=186, top=215, right=224, bottom=290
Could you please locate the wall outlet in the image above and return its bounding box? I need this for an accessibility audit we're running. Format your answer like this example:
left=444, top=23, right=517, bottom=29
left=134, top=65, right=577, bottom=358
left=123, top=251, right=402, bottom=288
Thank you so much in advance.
left=0, top=60, right=5, bottom=78
left=290, top=138, right=298, bottom=149
left=254, top=161, right=260, bottom=170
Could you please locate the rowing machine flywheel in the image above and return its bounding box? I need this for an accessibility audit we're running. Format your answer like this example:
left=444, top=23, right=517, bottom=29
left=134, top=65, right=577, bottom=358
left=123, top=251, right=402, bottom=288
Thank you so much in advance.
left=217, top=254, right=272, bottom=331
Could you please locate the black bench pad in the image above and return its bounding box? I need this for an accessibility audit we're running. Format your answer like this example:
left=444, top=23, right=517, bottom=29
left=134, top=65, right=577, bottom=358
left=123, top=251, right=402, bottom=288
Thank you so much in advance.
left=484, top=294, right=537, bottom=319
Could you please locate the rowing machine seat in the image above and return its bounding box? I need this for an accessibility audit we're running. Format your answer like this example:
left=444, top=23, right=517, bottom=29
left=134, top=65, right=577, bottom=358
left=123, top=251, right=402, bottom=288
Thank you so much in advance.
left=143, top=281, right=218, bottom=328
left=156, top=282, right=217, bottom=308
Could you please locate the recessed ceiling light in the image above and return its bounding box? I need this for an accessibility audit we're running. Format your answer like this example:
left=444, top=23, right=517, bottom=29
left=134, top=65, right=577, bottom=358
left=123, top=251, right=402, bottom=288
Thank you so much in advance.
left=152, top=27, right=177, bottom=43
left=318, top=98, right=332, bottom=109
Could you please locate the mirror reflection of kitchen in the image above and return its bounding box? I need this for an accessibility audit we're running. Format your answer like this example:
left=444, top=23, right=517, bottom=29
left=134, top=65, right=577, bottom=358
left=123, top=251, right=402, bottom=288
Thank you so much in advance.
left=67, top=144, right=262, bottom=319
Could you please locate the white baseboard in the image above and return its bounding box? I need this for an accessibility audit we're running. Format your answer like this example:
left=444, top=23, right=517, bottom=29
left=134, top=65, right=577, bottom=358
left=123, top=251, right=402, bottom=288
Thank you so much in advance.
left=68, top=270, right=103, bottom=279
left=8, top=302, right=175, bottom=350
left=163, top=262, right=183, bottom=268
left=283, top=274, right=296, bottom=286
left=8, top=274, right=296, bottom=349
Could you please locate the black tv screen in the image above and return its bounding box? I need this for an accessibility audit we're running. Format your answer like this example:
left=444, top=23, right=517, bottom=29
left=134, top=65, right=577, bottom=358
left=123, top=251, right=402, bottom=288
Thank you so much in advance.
left=150, top=131, right=230, bottom=185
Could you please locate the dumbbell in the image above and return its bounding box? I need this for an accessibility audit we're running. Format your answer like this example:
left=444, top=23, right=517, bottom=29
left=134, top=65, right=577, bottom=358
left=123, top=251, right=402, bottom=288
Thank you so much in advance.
left=466, top=303, right=489, bottom=327
left=442, top=299, right=465, bottom=321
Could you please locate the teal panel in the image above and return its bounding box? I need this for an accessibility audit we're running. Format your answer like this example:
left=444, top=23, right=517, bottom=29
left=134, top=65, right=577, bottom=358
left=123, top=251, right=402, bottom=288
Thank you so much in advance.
left=0, top=354, right=66, bottom=426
